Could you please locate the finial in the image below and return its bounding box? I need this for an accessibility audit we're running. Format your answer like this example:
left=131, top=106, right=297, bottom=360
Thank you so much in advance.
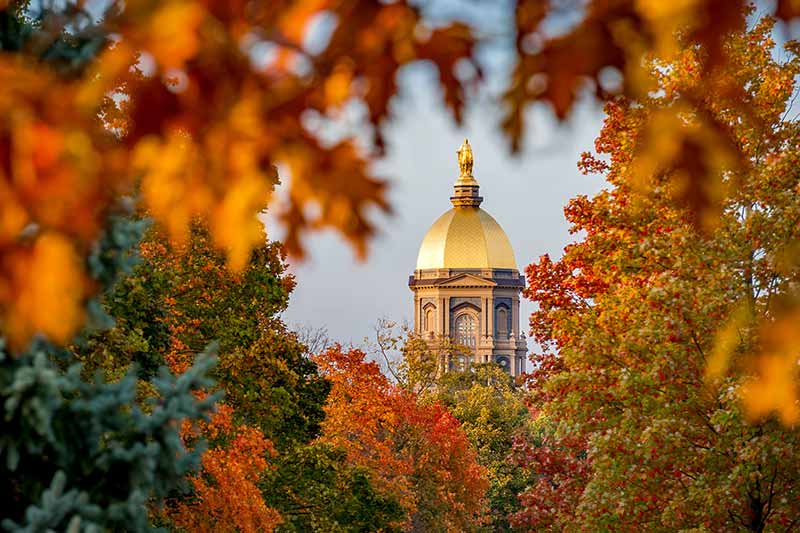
left=451, top=138, right=482, bottom=208
left=457, top=138, right=473, bottom=177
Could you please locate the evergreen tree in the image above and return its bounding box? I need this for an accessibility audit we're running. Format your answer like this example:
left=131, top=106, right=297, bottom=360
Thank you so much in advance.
left=0, top=6, right=218, bottom=530
left=97, top=223, right=402, bottom=531
left=1, top=215, right=217, bottom=531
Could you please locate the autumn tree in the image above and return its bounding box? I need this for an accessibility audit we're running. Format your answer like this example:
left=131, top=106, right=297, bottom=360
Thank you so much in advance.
left=316, top=344, right=490, bottom=532
left=432, top=364, right=534, bottom=532
left=372, top=320, right=534, bottom=531
left=515, top=17, right=800, bottom=531
left=0, top=8, right=220, bottom=529
left=108, top=223, right=330, bottom=447
left=0, top=0, right=485, bottom=351
left=94, top=222, right=406, bottom=531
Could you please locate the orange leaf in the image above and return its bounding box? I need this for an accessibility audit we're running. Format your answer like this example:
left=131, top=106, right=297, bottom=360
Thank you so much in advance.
left=3, top=233, right=85, bottom=348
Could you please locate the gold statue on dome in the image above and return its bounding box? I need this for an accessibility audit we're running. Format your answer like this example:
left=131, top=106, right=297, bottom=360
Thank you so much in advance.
left=457, top=138, right=473, bottom=177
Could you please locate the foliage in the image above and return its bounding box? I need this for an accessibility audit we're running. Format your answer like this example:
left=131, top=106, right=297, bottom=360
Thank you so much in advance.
left=216, top=327, right=329, bottom=449
left=89, top=222, right=330, bottom=439
left=94, top=223, right=315, bottom=530
left=138, top=225, right=293, bottom=363
left=261, top=443, right=406, bottom=532
left=515, top=18, right=800, bottom=531
left=373, top=322, right=534, bottom=530
left=0, top=0, right=482, bottom=348
left=0, top=212, right=217, bottom=531
left=8, top=0, right=800, bottom=530
left=315, top=345, right=490, bottom=532
left=505, top=0, right=790, bottom=223
left=508, top=0, right=800, bottom=409
left=99, top=222, right=406, bottom=531
left=431, top=364, right=534, bottom=532
left=168, top=404, right=283, bottom=533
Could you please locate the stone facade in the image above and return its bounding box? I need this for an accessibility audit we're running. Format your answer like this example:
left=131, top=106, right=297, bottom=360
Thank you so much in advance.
left=409, top=268, right=527, bottom=375
left=409, top=140, right=527, bottom=375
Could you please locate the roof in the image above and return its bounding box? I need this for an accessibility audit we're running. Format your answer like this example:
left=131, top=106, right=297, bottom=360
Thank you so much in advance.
left=415, top=206, right=517, bottom=270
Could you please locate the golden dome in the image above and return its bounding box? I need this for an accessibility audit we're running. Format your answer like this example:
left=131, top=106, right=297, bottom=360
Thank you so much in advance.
left=416, top=207, right=517, bottom=270
left=415, top=139, right=517, bottom=271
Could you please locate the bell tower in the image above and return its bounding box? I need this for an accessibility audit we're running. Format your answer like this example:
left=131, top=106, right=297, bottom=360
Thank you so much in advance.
left=409, top=140, right=527, bottom=375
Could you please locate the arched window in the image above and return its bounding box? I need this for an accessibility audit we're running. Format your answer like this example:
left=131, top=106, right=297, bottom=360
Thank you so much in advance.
left=425, top=308, right=435, bottom=332
left=455, top=314, right=477, bottom=349
left=497, top=307, right=508, bottom=335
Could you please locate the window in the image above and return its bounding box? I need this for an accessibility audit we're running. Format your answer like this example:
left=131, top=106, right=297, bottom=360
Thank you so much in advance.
left=425, top=308, right=435, bottom=332
left=455, top=314, right=477, bottom=349
left=497, top=307, right=508, bottom=335
left=495, top=355, right=510, bottom=373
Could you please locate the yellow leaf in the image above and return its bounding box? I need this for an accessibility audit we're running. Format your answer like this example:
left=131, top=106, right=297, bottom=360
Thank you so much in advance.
left=211, top=171, right=271, bottom=272
left=741, top=306, right=800, bottom=425
left=137, top=133, right=210, bottom=244
left=148, top=2, right=206, bottom=69
left=741, top=353, right=799, bottom=425
left=705, top=303, right=751, bottom=382
left=324, top=63, right=354, bottom=108
left=0, top=190, right=28, bottom=245
left=5, top=233, right=85, bottom=348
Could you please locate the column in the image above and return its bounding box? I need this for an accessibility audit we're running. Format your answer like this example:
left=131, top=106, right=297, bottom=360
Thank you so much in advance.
left=414, top=296, right=420, bottom=334
left=444, top=296, right=451, bottom=337
left=487, top=296, right=494, bottom=340
left=512, top=297, right=520, bottom=339
left=480, top=297, right=487, bottom=339
left=439, top=297, right=446, bottom=336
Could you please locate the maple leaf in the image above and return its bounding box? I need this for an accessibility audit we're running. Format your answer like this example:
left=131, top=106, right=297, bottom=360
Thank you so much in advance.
left=0, top=0, right=477, bottom=346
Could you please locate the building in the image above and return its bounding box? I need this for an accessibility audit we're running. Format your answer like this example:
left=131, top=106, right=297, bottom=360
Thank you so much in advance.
left=409, top=139, right=527, bottom=375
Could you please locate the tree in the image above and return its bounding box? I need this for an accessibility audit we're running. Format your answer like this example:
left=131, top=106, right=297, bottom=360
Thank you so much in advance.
left=260, top=443, right=406, bottom=532
left=167, top=404, right=283, bottom=533
left=0, top=0, right=480, bottom=349
left=514, top=18, right=800, bottom=531
left=119, top=224, right=331, bottom=446
left=372, top=321, right=534, bottom=530
left=369, top=318, right=472, bottom=395
left=292, top=324, right=332, bottom=356
left=94, top=222, right=328, bottom=530
left=315, top=345, right=490, bottom=532
left=0, top=214, right=218, bottom=531
left=98, top=222, right=407, bottom=532
left=432, top=364, right=534, bottom=532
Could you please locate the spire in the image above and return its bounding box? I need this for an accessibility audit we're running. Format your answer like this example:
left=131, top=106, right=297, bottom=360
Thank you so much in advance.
left=451, top=138, right=483, bottom=207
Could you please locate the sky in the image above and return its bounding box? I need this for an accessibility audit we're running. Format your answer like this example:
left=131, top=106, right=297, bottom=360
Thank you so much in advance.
left=269, top=1, right=800, bottom=357
left=277, top=79, right=607, bottom=352
left=274, top=1, right=609, bottom=354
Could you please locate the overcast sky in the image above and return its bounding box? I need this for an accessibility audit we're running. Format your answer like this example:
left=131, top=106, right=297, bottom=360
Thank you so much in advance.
left=273, top=1, right=609, bottom=354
